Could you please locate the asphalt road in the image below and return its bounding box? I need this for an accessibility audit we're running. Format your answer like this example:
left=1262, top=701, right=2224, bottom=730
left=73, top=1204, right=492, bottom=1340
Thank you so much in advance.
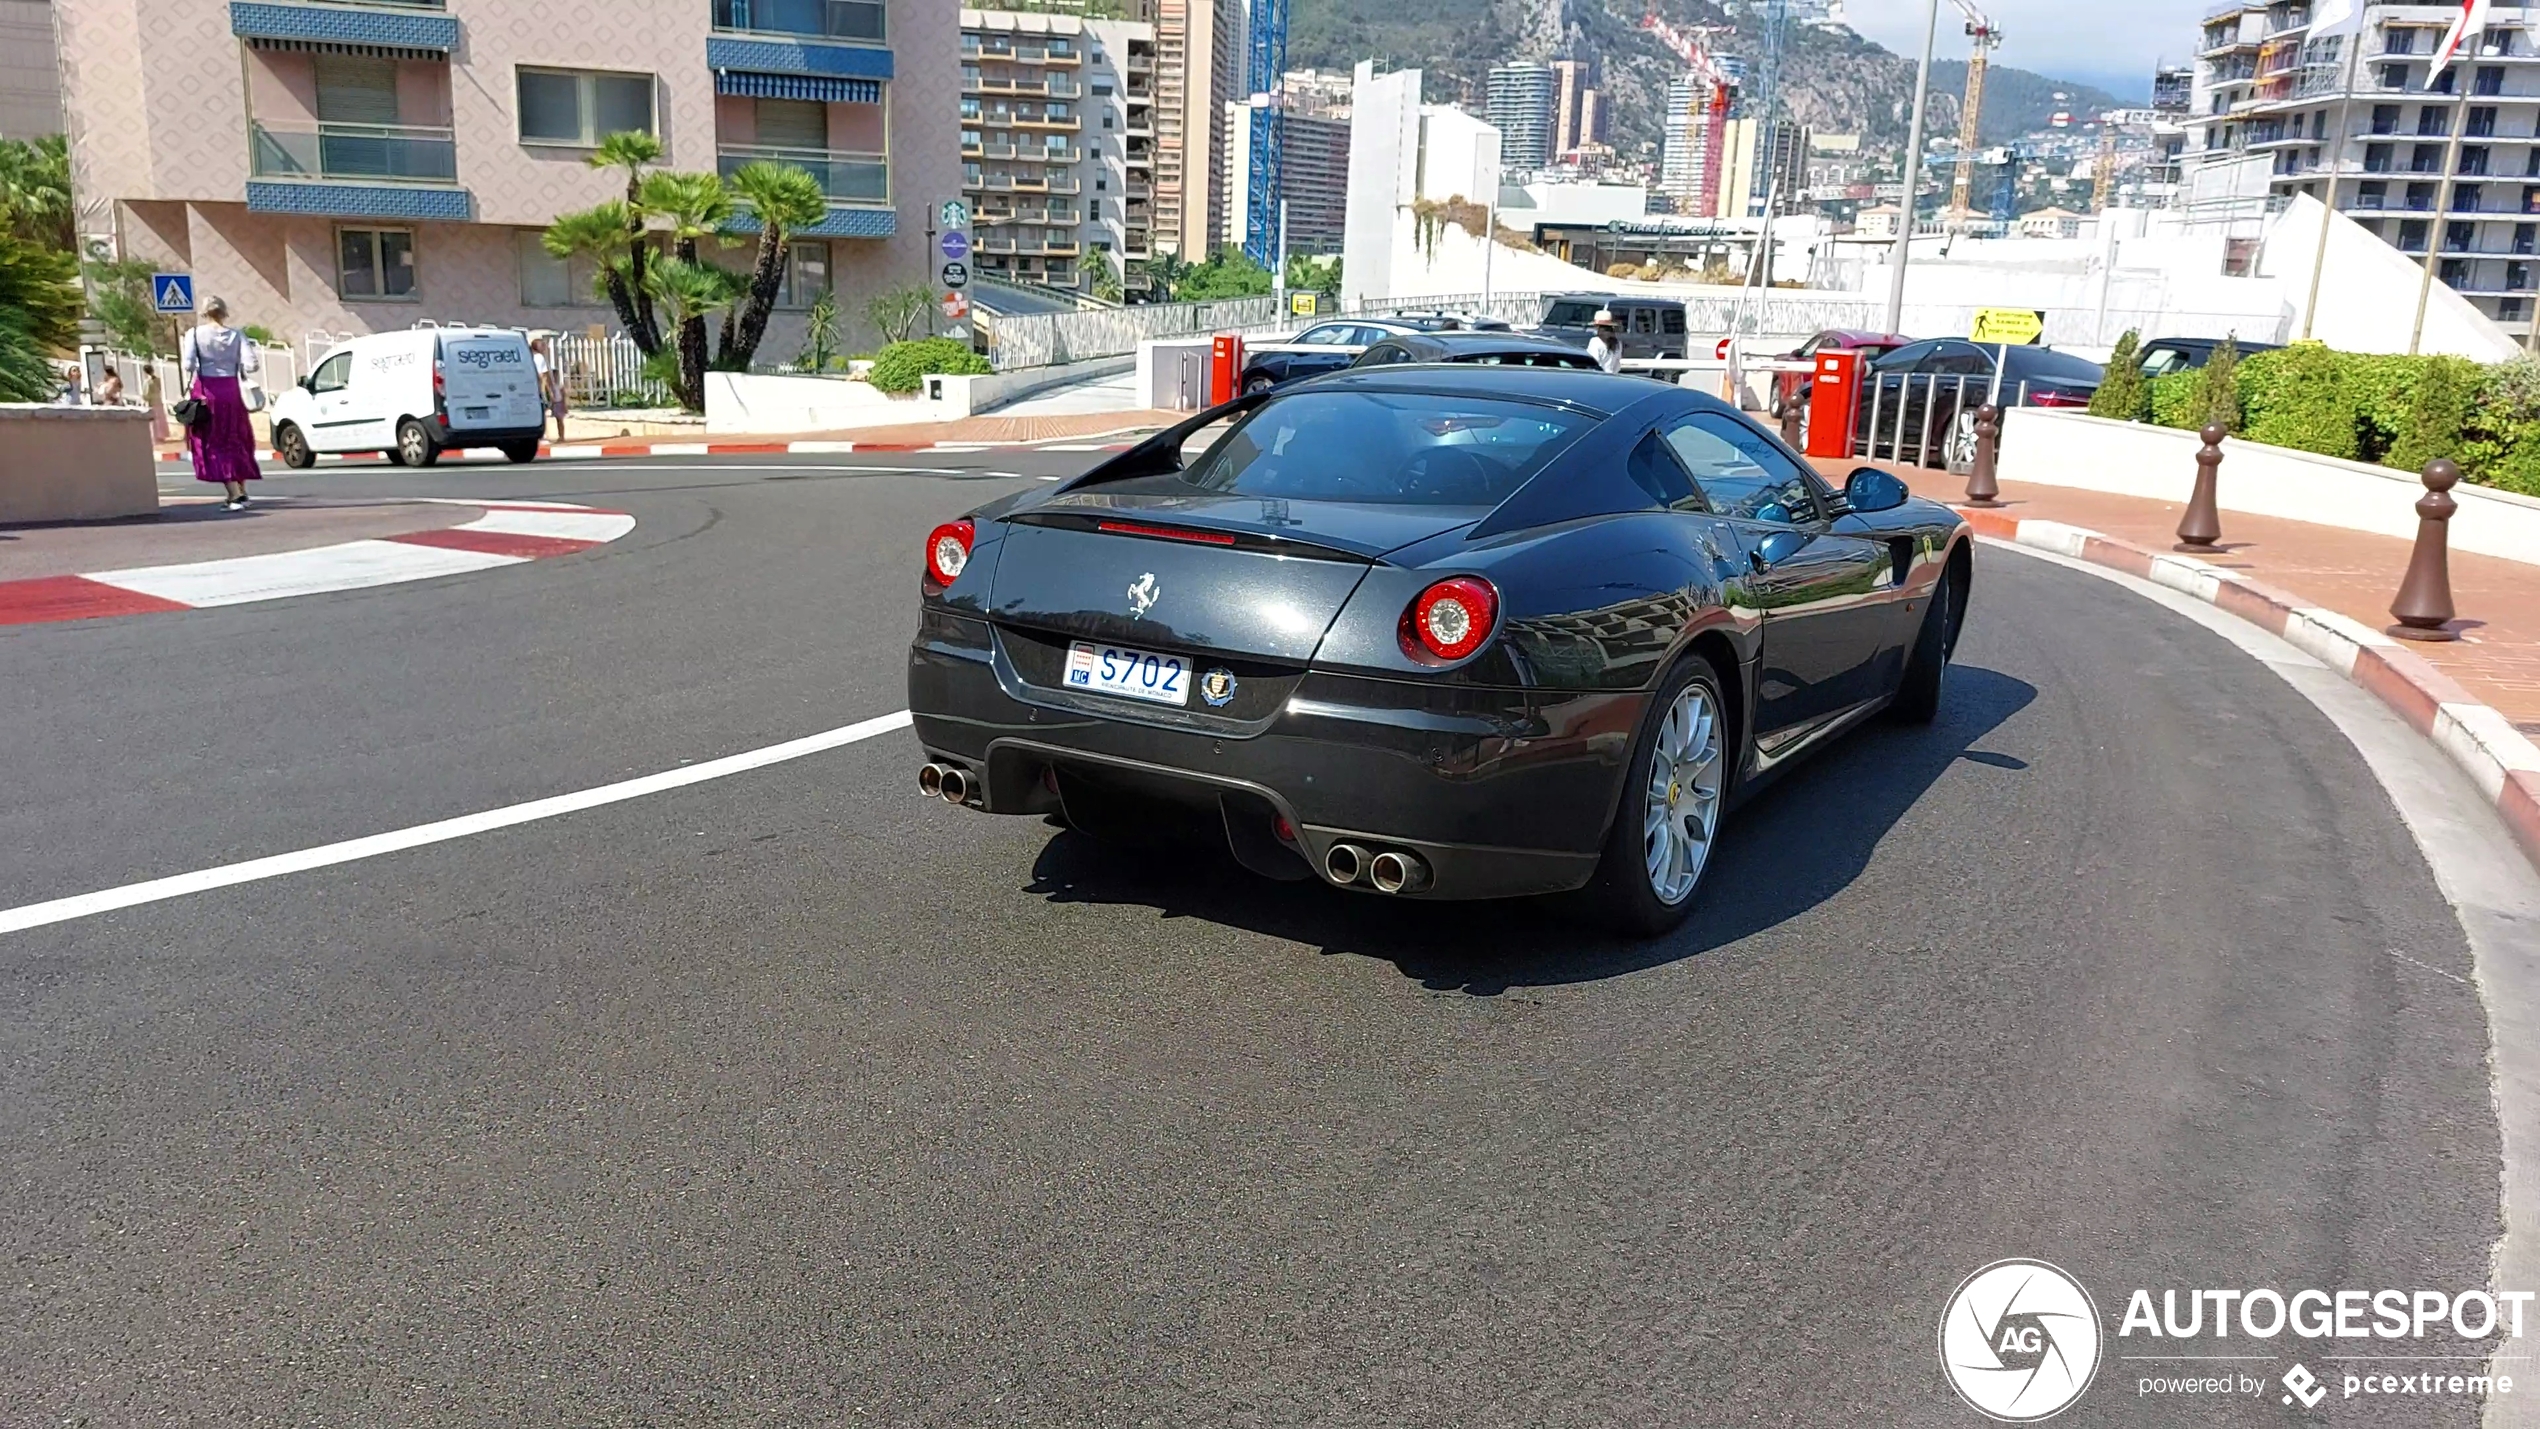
left=0, top=452, right=2510, bottom=1425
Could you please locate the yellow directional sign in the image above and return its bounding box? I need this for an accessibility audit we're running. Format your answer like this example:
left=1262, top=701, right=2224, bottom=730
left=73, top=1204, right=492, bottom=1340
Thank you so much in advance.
left=1289, top=291, right=1319, bottom=317
left=1971, top=307, right=2047, bottom=346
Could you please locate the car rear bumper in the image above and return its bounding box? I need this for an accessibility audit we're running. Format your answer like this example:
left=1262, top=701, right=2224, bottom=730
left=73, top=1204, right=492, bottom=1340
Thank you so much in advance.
left=907, top=613, right=1644, bottom=899
left=425, top=414, right=545, bottom=447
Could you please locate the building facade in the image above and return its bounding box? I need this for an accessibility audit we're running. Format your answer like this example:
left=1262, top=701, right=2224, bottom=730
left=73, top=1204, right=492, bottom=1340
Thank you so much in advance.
left=1153, top=0, right=1236, bottom=257
left=56, top=0, right=955, bottom=352
left=961, top=9, right=1155, bottom=294
left=0, top=0, right=61, bottom=140
left=2184, top=1, right=2540, bottom=336
left=1486, top=62, right=1554, bottom=173
left=1220, top=104, right=1349, bottom=255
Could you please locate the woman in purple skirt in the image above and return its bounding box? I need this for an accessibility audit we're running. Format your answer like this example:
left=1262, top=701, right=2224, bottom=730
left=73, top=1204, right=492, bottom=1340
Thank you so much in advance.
left=181, top=295, right=264, bottom=510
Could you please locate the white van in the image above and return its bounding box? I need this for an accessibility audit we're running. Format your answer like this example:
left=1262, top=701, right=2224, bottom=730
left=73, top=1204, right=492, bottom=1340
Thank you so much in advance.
left=269, top=326, right=546, bottom=468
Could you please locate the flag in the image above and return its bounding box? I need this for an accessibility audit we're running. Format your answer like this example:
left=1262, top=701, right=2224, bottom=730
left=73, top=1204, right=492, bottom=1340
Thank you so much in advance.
left=2431, top=0, right=2493, bottom=78
left=2309, top=0, right=2359, bottom=36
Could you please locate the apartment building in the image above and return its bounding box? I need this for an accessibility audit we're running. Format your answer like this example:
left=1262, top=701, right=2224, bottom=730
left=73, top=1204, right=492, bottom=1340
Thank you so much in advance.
left=1153, top=0, right=1237, bottom=257
left=0, top=0, right=61, bottom=139
left=960, top=10, right=1154, bottom=295
left=53, top=0, right=953, bottom=351
left=1487, top=62, right=1555, bottom=173
left=1220, top=105, right=1350, bottom=255
left=2184, top=0, right=2540, bottom=336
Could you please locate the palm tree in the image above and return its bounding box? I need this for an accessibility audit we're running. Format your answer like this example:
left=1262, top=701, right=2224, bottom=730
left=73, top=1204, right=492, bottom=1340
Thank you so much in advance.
left=543, top=201, right=652, bottom=346
left=588, top=131, right=664, bottom=347
left=635, top=172, right=736, bottom=402
left=0, top=136, right=73, bottom=251
left=645, top=255, right=746, bottom=411
left=722, top=161, right=828, bottom=370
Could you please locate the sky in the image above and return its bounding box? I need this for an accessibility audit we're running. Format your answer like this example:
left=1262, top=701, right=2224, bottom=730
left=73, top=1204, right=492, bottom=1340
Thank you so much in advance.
left=1837, top=0, right=2212, bottom=102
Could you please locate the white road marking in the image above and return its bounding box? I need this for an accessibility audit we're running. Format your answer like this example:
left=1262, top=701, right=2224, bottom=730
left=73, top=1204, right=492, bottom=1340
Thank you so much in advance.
left=0, top=709, right=914, bottom=936
left=89, top=539, right=525, bottom=607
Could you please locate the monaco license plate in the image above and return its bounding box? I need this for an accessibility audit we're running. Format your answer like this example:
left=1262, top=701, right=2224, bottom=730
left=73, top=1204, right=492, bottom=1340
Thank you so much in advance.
left=1065, top=641, right=1189, bottom=707
left=462, top=405, right=490, bottom=421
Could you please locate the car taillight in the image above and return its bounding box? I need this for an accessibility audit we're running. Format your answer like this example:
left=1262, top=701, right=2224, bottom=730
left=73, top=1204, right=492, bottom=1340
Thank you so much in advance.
left=2029, top=388, right=2091, bottom=408
left=431, top=364, right=446, bottom=410
left=1402, top=576, right=1499, bottom=662
left=925, top=519, right=974, bottom=586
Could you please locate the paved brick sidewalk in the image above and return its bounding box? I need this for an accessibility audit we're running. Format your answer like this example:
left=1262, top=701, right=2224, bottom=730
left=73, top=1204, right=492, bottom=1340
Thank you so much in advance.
left=155, top=407, right=1174, bottom=460
left=1819, top=459, right=2540, bottom=736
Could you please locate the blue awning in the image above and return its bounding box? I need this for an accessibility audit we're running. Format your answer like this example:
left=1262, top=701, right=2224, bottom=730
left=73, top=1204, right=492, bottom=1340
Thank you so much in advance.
left=229, top=1, right=457, bottom=53
left=706, top=34, right=893, bottom=81
left=714, top=71, right=881, bottom=104
left=247, top=180, right=474, bottom=223
left=727, top=205, right=895, bottom=239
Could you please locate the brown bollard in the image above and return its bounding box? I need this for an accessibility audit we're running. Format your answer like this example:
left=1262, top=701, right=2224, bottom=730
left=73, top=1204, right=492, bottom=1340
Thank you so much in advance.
left=1964, top=404, right=2002, bottom=506
left=1780, top=399, right=1803, bottom=448
left=2176, top=423, right=2226, bottom=551
left=2389, top=457, right=2462, bottom=642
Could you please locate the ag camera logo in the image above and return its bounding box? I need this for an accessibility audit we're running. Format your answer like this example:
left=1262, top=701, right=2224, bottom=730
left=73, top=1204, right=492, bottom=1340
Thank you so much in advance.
left=1941, top=1259, right=2103, bottom=1421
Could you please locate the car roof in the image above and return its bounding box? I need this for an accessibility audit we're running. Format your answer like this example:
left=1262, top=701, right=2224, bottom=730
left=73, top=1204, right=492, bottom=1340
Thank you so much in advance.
left=1383, top=331, right=1595, bottom=356
left=1303, top=363, right=1677, bottom=417
left=1818, top=328, right=1911, bottom=347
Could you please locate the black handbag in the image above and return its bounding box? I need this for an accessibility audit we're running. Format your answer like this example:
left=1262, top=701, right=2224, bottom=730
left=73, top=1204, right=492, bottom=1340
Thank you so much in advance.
left=170, top=397, right=206, bottom=427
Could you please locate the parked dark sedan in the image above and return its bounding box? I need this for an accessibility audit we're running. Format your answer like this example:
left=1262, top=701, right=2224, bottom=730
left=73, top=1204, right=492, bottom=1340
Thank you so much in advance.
left=1349, top=330, right=1605, bottom=370
left=907, top=368, right=1972, bottom=935
left=1238, top=319, right=1422, bottom=392
left=1855, top=339, right=2106, bottom=470
left=2136, top=335, right=2281, bottom=377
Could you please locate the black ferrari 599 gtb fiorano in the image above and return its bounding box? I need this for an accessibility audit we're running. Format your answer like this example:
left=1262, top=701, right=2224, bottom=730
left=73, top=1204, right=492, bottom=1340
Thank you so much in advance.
left=908, top=366, right=1970, bottom=935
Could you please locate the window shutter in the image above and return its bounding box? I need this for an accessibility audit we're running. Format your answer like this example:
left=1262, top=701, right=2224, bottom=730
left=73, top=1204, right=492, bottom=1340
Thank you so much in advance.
left=315, top=56, right=402, bottom=126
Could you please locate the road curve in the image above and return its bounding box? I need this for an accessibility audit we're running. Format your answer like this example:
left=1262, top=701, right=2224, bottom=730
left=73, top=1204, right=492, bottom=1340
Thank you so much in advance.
left=0, top=458, right=2505, bottom=1426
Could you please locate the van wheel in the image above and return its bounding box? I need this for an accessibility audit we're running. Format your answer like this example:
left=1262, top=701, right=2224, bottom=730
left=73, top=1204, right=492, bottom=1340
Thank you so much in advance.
left=274, top=423, right=314, bottom=470
left=500, top=441, right=540, bottom=464
left=396, top=418, right=440, bottom=468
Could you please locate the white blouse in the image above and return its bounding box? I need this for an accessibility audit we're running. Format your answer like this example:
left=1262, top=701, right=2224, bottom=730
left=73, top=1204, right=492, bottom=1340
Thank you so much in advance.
left=182, top=323, right=262, bottom=383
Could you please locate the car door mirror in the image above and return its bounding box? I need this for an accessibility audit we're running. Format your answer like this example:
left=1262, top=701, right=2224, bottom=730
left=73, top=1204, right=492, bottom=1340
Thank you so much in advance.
left=1844, top=467, right=1910, bottom=513
left=298, top=376, right=314, bottom=392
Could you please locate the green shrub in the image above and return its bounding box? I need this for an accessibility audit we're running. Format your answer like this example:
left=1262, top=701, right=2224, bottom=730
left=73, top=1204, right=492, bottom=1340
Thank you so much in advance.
left=867, top=336, right=991, bottom=394
left=2189, top=338, right=2242, bottom=433
left=2148, top=369, right=2202, bottom=429
left=2089, top=329, right=2149, bottom=422
left=2236, top=342, right=2358, bottom=460
left=2388, top=355, right=2478, bottom=475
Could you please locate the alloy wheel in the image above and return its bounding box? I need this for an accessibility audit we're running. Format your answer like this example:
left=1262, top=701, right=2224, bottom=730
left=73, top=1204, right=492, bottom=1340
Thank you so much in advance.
left=1643, top=680, right=1726, bottom=906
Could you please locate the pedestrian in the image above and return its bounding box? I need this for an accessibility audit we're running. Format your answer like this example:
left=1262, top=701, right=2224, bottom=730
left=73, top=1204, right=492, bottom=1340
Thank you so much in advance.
left=96, top=365, right=125, bottom=406
left=180, top=295, right=264, bottom=510
left=532, top=334, right=569, bottom=440
left=1587, top=310, right=1623, bottom=374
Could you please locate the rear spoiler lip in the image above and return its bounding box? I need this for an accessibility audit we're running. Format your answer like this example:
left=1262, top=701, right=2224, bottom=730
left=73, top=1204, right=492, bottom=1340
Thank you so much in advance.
left=1000, top=507, right=1474, bottom=565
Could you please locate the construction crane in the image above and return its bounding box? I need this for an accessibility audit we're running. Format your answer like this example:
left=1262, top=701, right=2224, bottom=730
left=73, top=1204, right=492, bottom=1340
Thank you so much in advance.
left=1643, top=8, right=1738, bottom=219
left=1242, top=0, right=1289, bottom=268
left=1944, top=0, right=2002, bottom=225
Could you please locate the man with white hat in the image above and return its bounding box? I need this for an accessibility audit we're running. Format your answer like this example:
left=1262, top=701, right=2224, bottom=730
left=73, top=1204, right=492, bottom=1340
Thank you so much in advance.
left=1587, top=310, right=1623, bottom=374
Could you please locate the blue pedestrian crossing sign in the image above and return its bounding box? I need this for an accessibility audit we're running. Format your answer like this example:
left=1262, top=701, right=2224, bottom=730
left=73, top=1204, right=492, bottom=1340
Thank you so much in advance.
left=151, top=273, right=195, bottom=314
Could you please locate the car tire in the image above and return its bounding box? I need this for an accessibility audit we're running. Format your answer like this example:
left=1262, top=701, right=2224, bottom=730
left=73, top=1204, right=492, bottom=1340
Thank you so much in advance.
left=1891, top=558, right=1960, bottom=725
left=1584, top=655, right=1732, bottom=938
left=1244, top=374, right=1275, bottom=394
left=274, top=423, right=314, bottom=470
left=396, top=418, right=440, bottom=468
left=500, top=440, right=540, bottom=464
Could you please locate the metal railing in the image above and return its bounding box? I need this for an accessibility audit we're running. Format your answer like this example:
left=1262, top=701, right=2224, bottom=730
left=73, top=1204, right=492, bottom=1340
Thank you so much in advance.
left=251, top=121, right=457, bottom=184
left=553, top=334, right=671, bottom=407
left=717, top=144, right=888, bottom=204
left=710, top=0, right=884, bottom=43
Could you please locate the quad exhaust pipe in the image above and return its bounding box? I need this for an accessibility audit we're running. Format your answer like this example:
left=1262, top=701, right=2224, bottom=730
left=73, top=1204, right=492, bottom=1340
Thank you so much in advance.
left=1323, top=841, right=1431, bottom=894
left=918, top=762, right=973, bottom=805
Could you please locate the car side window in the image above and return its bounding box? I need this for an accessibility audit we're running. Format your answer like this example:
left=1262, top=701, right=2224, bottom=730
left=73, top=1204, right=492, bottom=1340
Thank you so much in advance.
left=1545, top=300, right=1598, bottom=326
left=1629, top=307, right=1657, bottom=335
left=1626, top=430, right=1704, bottom=511
left=1358, top=343, right=1404, bottom=365
left=311, top=352, right=352, bottom=393
left=1661, top=308, right=1686, bottom=335
left=1296, top=325, right=1342, bottom=344
left=1659, top=413, right=1820, bottom=525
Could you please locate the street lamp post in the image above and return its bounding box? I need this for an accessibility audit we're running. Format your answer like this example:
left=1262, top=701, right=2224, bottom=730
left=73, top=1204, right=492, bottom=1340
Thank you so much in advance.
left=1884, top=0, right=1944, bottom=335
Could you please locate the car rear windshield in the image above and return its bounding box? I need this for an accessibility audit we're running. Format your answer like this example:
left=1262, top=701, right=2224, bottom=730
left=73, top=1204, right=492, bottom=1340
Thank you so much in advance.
left=1183, top=391, right=1591, bottom=506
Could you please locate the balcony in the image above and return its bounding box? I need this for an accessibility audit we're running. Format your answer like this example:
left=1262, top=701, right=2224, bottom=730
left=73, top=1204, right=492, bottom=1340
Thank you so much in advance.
left=709, top=0, right=893, bottom=80
left=1044, top=174, right=1081, bottom=194
left=1009, top=173, right=1048, bottom=192
left=1014, top=113, right=1081, bottom=132
left=981, top=141, right=1017, bottom=159
left=1030, top=144, right=1083, bottom=163
left=247, top=120, right=469, bottom=220
left=718, top=143, right=889, bottom=205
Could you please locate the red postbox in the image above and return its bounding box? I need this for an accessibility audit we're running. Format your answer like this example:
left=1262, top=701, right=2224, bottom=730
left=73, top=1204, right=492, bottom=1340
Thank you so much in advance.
left=1209, top=333, right=1246, bottom=406
left=1805, top=349, right=1861, bottom=459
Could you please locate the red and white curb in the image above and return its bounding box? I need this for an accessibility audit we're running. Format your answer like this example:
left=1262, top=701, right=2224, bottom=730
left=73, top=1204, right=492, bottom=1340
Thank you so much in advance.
left=0, top=500, right=633, bottom=627
left=157, top=430, right=1151, bottom=467
left=1963, top=508, right=2540, bottom=875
